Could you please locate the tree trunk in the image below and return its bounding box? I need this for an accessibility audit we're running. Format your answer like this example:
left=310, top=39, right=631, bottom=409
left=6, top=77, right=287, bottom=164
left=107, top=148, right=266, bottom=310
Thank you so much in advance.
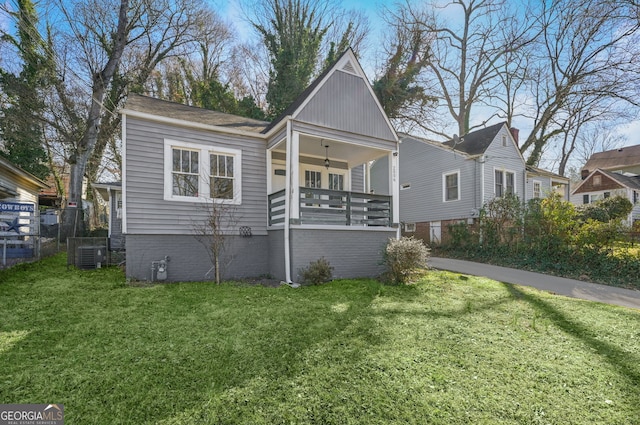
left=60, top=0, right=129, bottom=240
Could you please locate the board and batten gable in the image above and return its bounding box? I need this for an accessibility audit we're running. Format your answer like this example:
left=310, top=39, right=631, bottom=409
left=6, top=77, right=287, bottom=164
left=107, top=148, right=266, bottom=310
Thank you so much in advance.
left=124, top=115, right=268, bottom=235
left=482, top=125, right=526, bottom=204
left=295, top=70, right=396, bottom=143
left=396, top=136, right=479, bottom=223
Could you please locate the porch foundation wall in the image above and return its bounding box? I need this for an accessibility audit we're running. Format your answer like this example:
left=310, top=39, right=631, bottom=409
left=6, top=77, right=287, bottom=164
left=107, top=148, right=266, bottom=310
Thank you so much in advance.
left=267, top=229, right=286, bottom=281
left=290, top=228, right=396, bottom=281
left=125, top=234, right=269, bottom=282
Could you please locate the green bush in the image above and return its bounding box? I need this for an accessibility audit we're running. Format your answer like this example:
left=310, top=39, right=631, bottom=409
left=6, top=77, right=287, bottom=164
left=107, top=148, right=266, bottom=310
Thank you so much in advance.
left=299, top=257, right=333, bottom=285
left=577, top=195, right=633, bottom=223
left=383, top=237, right=430, bottom=284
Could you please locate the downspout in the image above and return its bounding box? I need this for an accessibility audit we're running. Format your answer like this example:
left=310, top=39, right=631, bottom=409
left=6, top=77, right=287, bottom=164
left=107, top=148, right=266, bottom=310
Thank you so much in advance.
left=479, top=154, right=485, bottom=206
left=283, top=118, right=294, bottom=284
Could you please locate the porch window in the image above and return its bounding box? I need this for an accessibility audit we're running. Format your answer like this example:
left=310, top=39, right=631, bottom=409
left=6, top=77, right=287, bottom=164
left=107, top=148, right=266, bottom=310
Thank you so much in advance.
left=172, top=148, right=199, bottom=197
left=443, top=170, right=460, bottom=202
left=304, top=170, right=322, bottom=206
left=210, top=153, right=234, bottom=200
left=329, top=173, right=345, bottom=208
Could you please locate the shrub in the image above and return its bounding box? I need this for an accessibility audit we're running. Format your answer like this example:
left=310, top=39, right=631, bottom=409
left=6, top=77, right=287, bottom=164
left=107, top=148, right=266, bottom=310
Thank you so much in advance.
left=299, top=257, right=333, bottom=285
left=383, top=236, right=430, bottom=284
left=577, top=196, right=633, bottom=223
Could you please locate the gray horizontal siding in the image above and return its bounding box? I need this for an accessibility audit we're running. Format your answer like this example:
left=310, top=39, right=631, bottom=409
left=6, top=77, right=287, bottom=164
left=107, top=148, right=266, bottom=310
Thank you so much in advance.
left=483, top=131, right=526, bottom=204
left=526, top=175, right=552, bottom=201
left=351, top=164, right=365, bottom=193
left=296, top=70, right=396, bottom=143
left=126, top=234, right=269, bottom=282
left=396, top=138, right=478, bottom=223
left=125, top=117, right=268, bottom=235
left=290, top=228, right=395, bottom=280
left=370, top=157, right=390, bottom=195
left=109, top=188, right=124, bottom=250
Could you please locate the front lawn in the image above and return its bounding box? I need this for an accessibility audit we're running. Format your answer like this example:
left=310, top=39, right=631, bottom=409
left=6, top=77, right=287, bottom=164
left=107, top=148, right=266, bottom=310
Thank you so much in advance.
left=1, top=255, right=639, bottom=424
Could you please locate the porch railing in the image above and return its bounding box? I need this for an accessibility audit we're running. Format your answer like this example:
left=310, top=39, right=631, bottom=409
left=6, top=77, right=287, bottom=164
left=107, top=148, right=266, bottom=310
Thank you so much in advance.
left=268, top=188, right=392, bottom=227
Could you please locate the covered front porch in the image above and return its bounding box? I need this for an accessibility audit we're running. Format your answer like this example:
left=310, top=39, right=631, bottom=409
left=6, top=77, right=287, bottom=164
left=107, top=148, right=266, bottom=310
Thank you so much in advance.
left=266, top=131, right=399, bottom=229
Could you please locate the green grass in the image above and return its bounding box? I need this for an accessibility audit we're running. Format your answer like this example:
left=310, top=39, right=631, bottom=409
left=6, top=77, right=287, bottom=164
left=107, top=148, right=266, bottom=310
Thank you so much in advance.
left=1, top=254, right=639, bottom=424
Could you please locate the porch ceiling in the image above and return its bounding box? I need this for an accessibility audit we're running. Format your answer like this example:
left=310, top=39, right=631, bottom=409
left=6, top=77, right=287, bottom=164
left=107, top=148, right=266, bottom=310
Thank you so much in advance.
left=271, top=135, right=391, bottom=166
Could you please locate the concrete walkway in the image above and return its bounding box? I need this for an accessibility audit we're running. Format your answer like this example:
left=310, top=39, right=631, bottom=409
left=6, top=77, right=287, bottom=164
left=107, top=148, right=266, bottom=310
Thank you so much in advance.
left=429, top=257, right=640, bottom=310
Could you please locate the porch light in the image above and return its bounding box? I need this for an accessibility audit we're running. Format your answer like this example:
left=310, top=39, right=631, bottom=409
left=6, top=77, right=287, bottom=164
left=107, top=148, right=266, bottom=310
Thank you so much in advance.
left=321, top=140, right=330, bottom=169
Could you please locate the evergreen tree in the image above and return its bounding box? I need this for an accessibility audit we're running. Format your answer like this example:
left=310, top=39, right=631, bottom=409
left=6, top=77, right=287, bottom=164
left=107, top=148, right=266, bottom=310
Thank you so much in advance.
left=253, top=0, right=330, bottom=119
left=0, top=0, right=51, bottom=179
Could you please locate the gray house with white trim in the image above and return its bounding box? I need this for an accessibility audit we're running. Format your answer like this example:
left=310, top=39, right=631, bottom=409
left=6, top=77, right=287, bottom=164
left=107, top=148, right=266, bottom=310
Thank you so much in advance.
left=372, top=122, right=569, bottom=244
left=120, top=49, right=400, bottom=282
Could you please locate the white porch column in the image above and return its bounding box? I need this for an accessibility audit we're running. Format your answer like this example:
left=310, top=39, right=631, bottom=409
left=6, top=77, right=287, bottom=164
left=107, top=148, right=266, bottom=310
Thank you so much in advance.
left=389, top=150, right=400, bottom=229
left=290, top=131, right=300, bottom=222
left=266, top=149, right=273, bottom=196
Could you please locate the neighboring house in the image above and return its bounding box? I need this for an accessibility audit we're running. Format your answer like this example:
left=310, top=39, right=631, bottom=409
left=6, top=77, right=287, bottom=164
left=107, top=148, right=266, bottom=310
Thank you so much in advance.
left=571, top=144, right=640, bottom=226
left=372, top=122, right=569, bottom=244
left=0, top=156, right=49, bottom=265
left=580, top=144, right=640, bottom=177
left=120, top=49, right=400, bottom=282
left=571, top=169, right=640, bottom=226
left=93, top=182, right=124, bottom=250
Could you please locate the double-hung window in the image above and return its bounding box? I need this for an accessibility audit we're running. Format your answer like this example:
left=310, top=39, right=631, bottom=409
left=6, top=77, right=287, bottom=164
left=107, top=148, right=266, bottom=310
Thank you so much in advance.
left=533, top=181, right=541, bottom=199
left=210, top=153, right=234, bottom=199
left=495, top=170, right=504, bottom=197
left=495, top=169, right=515, bottom=197
left=172, top=148, right=199, bottom=197
left=443, top=170, right=460, bottom=202
left=505, top=172, right=515, bottom=195
left=164, top=140, right=242, bottom=204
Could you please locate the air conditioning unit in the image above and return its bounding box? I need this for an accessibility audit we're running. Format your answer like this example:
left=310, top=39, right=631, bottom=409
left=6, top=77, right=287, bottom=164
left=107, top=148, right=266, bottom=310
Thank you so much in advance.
left=76, top=245, right=107, bottom=269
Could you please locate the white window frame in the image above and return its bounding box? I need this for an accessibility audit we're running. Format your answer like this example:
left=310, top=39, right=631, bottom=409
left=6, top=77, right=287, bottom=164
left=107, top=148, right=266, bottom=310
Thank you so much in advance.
left=532, top=180, right=542, bottom=199
left=494, top=167, right=516, bottom=197
left=502, top=134, right=508, bottom=147
left=442, top=169, right=461, bottom=202
left=164, top=139, right=242, bottom=205
left=404, top=222, right=416, bottom=232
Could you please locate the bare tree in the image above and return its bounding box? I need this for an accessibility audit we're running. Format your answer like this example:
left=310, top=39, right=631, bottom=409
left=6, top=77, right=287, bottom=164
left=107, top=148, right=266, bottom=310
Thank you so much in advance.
left=38, top=0, right=208, bottom=236
left=396, top=0, right=534, bottom=139
left=519, top=0, right=640, bottom=167
left=193, top=200, right=239, bottom=284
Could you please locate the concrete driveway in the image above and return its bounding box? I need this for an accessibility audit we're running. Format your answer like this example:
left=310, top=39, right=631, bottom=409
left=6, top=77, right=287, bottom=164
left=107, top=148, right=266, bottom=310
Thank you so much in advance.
left=429, top=257, right=640, bottom=310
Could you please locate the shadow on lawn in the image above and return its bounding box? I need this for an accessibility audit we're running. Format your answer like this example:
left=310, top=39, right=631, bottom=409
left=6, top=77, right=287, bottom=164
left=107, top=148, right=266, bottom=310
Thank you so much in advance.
left=504, top=283, right=640, bottom=410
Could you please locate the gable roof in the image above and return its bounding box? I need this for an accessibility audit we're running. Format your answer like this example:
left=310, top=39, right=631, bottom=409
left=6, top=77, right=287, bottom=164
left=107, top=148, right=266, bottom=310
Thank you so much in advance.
left=583, top=144, right=640, bottom=171
left=261, top=49, right=349, bottom=134
left=398, top=132, right=473, bottom=157
left=572, top=168, right=640, bottom=194
left=0, top=156, right=49, bottom=194
left=123, top=94, right=269, bottom=133
left=441, top=122, right=506, bottom=156
left=261, top=48, right=397, bottom=141
left=526, top=166, right=569, bottom=182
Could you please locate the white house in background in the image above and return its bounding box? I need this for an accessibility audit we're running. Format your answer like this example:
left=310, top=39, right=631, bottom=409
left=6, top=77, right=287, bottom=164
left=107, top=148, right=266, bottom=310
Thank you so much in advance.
left=0, top=157, right=49, bottom=265
left=372, top=122, right=570, bottom=244
left=119, top=49, right=400, bottom=282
